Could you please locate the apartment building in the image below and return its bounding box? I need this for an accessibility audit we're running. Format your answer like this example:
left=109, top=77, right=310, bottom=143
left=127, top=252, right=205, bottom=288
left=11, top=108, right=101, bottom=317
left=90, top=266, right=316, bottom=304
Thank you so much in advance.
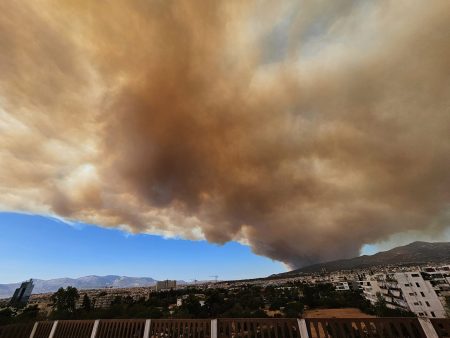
left=421, top=266, right=450, bottom=297
left=421, top=266, right=450, bottom=316
left=361, top=271, right=446, bottom=318
left=156, top=280, right=177, bottom=291
left=334, top=281, right=350, bottom=291
left=392, top=272, right=445, bottom=317
left=361, top=274, right=383, bottom=305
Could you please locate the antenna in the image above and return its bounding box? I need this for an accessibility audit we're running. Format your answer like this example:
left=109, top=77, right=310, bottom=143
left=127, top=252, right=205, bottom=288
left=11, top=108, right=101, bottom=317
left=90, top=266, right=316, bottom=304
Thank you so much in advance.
left=209, top=275, right=218, bottom=283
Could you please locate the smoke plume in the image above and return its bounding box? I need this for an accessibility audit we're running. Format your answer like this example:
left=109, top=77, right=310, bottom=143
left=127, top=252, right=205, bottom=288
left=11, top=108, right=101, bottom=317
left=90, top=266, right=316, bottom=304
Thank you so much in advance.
left=1, top=0, right=449, bottom=267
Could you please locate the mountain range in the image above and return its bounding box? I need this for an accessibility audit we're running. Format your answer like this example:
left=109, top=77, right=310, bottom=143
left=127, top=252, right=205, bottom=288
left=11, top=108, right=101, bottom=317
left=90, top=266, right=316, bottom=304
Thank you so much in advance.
left=0, top=275, right=163, bottom=299
left=273, top=241, right=450, bottom=276
left=2, top=241, right=448, bottom=298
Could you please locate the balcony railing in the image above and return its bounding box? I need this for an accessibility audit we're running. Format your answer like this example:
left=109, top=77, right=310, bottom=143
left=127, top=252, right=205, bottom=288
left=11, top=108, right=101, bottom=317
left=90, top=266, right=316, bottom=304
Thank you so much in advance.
left=218, top=318, right=300, bottom=338
left=431, top=318, right=450, bottom=338
left=0, top=317, right=448, bottom=338
left=305, top=318, right=428, bottom=338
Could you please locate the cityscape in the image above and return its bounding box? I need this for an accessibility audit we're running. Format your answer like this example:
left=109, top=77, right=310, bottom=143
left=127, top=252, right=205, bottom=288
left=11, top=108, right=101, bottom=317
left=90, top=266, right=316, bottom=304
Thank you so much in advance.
left=1, top=0, right=450, bottom=337
left=3, top=263, right=450, bottom=319
left=1, top=242, right=449, bottom=337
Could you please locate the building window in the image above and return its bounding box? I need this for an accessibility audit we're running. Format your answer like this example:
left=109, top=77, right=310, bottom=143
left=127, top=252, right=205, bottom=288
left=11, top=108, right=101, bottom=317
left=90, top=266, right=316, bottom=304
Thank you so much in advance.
left=409, top=292, right=415, bottom=296
left=415, top=282, right=421, bottom=287
left=418, top=313, right=424, bottom=316
left=411, top=273, right=420, bottom=277
left=420, top=292, right=425, bottom=297
left=430, top=311, right=436, bottom=317
left=413, top=302, right=420, bottom=305
left=405, top=283, right=411, bottom=287
left=426, top=301, right=430, bottom=307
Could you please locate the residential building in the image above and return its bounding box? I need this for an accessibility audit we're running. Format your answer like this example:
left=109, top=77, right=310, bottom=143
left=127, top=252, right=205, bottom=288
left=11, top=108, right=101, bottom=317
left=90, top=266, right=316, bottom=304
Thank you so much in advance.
left=156, top=280, right=177, bottom=291
left=335, top=281, right=350, bottom=291
left=361, top=272, right=446, bottom=318
left=361, top=274, right=382, bottom=305
left=421, top=266, right=450, bottom=316
left=10, top=279, right=34, bottom=308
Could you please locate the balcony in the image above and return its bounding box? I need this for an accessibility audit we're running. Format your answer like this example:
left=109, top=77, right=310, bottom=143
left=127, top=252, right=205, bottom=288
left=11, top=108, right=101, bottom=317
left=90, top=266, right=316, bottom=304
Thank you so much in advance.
left=0, top=317, right=449, bottom=338
left=388, top=289, right=402, bottom=298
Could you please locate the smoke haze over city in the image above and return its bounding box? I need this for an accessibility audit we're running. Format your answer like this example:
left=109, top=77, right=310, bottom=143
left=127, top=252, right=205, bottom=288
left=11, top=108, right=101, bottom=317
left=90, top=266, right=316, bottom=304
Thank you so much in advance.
left=1, top=0, right=450, bottom=269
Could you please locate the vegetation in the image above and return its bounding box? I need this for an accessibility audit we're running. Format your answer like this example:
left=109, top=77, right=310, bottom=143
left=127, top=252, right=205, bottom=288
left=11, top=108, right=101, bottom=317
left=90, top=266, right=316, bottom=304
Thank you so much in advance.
left=0, top=305, right=44, bottom=325
left=51, top=286, right=80, bottom=318
left=0, top=282, right=417, bottom=324
left=372, top=294, right=415, bottom=317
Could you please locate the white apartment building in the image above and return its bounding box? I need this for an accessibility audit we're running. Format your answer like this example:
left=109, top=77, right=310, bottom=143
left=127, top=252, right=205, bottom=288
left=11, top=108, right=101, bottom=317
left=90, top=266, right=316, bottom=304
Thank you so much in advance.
left=335, top=281, right=350, bottom=291
left=421, top=266, right=450, bottom=316
left=392, top=272, right=445, bottom=318
left=361, top=274, right=382, bottom=305
left=421, top=266, right=450, bottom=297
left=361, top=271, right=447, bottom=318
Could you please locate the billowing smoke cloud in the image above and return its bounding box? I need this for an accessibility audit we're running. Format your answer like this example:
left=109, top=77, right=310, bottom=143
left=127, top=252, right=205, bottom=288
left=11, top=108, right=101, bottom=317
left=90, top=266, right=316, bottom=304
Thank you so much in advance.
left=1, top=0, right=449, bottom=267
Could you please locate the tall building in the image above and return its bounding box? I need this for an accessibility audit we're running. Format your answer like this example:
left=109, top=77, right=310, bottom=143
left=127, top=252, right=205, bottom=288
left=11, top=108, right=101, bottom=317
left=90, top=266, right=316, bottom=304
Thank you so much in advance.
left=421, top=266, right=450, bottom=298
left=361, top=271, right=446, bottom=318
left=420, top=265, right=450, bottom=316
left=10, top=279, right=34, bottom=308
left=156, top=280, right=176, bottom=291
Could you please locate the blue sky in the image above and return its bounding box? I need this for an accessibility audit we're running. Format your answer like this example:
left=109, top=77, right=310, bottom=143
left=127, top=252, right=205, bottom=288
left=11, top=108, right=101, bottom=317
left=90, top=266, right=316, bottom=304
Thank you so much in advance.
left=0, top=212, right=287, bottom=284
left=2, top=212, right=446, bottom=284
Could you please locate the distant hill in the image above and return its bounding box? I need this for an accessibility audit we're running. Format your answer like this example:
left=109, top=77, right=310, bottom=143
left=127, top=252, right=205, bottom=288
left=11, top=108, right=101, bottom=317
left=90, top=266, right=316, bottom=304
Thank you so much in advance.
left=273, top=241, right=450, bottom=276
left=0, top=275, right=181, bottom=299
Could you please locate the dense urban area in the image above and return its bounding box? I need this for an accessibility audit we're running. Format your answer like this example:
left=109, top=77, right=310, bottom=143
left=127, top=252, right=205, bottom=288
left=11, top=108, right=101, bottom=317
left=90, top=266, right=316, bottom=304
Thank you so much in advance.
left=1, top=264, right=449, bottom=326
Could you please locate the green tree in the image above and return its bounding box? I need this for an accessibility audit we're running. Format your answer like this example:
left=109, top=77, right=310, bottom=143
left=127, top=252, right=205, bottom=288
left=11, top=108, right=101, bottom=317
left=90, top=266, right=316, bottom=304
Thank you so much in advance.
left=204, top=290, right=226, bottom=316
left=15, top=305, right=41, bottom=323
left=373, top=293, right=387, bottom=317
left=177, top=295, right=203, bottom=318
left=82, top=294, right=92, bottom=311
left=51, top=286, right=80, bottom=314
left=283, top=301, right=304, bottom=318
left=373, top=293, right=415, bottom=317
left=0, top=307, right=14, bottom=325
left=224, top=303, right=246, bottom=318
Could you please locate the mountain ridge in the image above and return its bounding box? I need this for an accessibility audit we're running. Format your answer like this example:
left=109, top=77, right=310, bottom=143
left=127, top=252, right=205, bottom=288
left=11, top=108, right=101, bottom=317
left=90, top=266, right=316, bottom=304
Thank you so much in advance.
left=0, top=275, right=187, bottom=299
left=273, top=241, right=450, bottom=276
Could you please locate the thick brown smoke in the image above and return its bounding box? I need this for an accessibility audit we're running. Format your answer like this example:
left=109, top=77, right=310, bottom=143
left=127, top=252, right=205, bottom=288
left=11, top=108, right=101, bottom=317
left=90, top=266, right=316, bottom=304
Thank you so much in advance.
left=1, top=0, right=450, bottom=267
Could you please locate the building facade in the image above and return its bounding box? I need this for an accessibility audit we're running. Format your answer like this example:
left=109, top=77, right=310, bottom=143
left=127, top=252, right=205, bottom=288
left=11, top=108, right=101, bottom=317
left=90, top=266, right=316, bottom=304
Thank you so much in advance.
left=361, top=271, right=446, bottom=318
left=10, top=279, right=34, bottom=308
left=156, top=280, right=177, bottom=291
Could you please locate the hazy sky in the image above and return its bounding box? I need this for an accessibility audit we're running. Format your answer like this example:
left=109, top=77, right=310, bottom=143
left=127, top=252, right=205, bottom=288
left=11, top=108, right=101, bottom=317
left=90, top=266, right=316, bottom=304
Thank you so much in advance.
left=1, top=0, right=450, bottom=277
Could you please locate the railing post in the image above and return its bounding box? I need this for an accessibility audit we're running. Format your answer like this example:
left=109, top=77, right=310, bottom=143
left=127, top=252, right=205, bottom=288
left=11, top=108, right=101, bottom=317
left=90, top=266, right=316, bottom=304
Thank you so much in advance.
left=297, top=319, right=309, bottom=338
left=418, top=318, right=439, bottom=338
left=48, top=321, right=58, bottom=338
left=90, top=320, right=100, bottom=338
left=143, top=319, right=151, bottom=338
left=29, top=322, right=38, bottom=338
left=211, top=319, right=217, bottom=338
